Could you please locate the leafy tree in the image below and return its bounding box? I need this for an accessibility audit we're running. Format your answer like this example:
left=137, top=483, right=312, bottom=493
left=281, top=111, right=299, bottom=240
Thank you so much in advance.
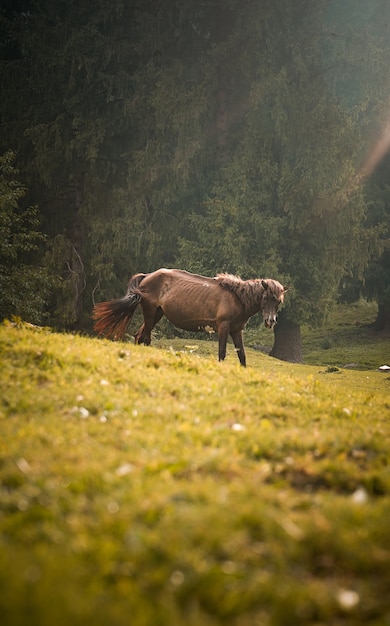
left=1, top=0, right=390, bottom=354
left=0, top=0, right=220, bottom=326
left=0, top=151, right=52, bottom=322
left=178, top=0, right=390, bottom=361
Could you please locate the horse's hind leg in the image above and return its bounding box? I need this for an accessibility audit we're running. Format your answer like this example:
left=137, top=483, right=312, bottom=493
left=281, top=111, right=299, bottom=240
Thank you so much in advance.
left=230, top=330, right=246, bottom=367
left=134, top=305, right=164, bottom=345
left=134, top=323, right=149, bottom=345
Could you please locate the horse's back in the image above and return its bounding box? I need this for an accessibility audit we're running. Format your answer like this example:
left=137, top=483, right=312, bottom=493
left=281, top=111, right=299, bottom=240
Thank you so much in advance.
left=142, top=268, right=217, bottom=291
left=138, top=268, right=243, bottom=332
left=153, top=268, right=215, bottom=283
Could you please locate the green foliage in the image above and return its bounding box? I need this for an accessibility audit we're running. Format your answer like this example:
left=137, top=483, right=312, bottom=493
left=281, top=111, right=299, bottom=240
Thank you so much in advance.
left=1, top=0, right=390, bottom=334
left=0, top=320, right=389, bottom=625
left=179, top=1, right=390, bottom=328
left=178, top=153, right=285, bottom=279
left=0, top=151, right=53, bottom=323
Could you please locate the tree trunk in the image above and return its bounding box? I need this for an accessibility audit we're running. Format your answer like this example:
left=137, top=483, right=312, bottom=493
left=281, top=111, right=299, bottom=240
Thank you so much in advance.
left=65, top=174, right=86, bottom=329
left=270, top=311, right=303, bottom=363
left=373, top=294, right=390, bottom=331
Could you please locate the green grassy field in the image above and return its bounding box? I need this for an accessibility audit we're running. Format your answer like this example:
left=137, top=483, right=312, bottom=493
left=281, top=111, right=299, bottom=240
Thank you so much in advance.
left=0, top=303, right=389, bottom=625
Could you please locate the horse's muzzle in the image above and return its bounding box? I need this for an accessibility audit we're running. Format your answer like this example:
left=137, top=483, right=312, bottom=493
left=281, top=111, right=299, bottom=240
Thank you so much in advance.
left=264, top=316, right=277, bottom=329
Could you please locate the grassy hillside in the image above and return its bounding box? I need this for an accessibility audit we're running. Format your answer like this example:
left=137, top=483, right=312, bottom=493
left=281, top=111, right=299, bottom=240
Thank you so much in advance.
left=0, top=307, right=389, bottom=626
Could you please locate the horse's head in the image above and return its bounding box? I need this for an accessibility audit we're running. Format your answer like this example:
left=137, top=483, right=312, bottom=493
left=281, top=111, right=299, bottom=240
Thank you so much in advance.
left=261, top=280, right=287, bottom=329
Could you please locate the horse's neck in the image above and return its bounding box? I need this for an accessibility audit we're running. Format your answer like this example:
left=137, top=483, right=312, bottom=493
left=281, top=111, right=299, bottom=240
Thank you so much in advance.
left=242, top=281, right=265, bottom=316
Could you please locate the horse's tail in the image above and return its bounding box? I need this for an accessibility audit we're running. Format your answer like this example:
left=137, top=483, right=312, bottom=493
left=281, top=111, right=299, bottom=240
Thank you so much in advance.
left=92, top=273, right=147, bottom=339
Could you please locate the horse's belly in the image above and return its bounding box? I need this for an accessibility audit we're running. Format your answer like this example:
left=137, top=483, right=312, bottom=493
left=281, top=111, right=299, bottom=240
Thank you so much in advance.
left=174, top=318, right=217, bottom=333
left=162, top=303, right=217, bottom=333
left=167, top=313, right=217, bottom=333
left=158, top=278, right=238, bottom=332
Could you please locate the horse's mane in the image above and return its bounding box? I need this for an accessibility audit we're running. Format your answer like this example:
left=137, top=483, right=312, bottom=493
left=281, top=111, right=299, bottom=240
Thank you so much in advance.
left=215, top=273, right=263, bottom=309
left=215, top=273, right=284, bottom=309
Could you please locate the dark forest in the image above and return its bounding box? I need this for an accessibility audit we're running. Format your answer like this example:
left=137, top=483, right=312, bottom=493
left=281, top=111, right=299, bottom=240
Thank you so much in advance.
left=1, top=0, right=390, bottom=360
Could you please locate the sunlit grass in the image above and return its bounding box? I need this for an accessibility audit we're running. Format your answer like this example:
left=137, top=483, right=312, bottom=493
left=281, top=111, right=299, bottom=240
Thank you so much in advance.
left=0, top=312, right=389, bottom=625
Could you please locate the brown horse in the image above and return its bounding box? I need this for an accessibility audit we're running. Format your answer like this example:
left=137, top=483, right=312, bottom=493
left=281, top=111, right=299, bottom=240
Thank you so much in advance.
left=93, top=268, right=287, bottom=366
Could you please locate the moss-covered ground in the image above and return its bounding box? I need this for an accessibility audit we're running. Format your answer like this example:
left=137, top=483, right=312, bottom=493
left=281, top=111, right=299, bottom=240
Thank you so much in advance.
left=0, top=302, right=389, bottom=625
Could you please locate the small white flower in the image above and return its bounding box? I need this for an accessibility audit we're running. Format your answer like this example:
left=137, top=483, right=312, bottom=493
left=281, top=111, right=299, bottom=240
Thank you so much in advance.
left=351, top=487, right=368, bottom=504
left=337, top=589, right=360, bottom=610
left=116, top=463, right=134, bottom=477
left=16, top=458, right=31, bottom=474
left=231, top=423, right=245, bottom=431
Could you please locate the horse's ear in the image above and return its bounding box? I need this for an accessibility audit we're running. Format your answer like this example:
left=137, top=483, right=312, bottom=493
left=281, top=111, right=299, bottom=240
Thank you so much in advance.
left=283, top=285, right=289, bottom=293
left=261, top=280, right=268, bottom=290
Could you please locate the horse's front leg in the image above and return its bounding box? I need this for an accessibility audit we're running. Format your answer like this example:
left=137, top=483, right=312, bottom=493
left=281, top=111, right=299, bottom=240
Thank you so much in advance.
left=217, top=322, right=230, bottom=362
left=230, top=330, right=246, bottom=367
